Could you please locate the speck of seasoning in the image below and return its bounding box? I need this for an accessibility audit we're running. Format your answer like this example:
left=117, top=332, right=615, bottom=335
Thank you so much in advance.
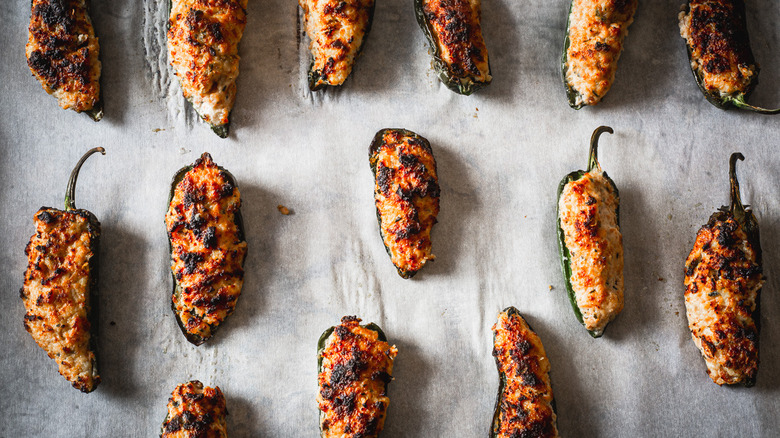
left=109, top=321, right=116, bottom=326
left=549, top=285, right=553, bottom=291
left=152, top=128, right=164, bottom=133
left=277, top=205, right=291, bottom=215
left=658, top=277, right=664, bottom=282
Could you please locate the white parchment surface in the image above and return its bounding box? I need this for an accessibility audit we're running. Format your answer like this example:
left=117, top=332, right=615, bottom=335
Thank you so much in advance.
left=0, top=0, right=778, bottom=436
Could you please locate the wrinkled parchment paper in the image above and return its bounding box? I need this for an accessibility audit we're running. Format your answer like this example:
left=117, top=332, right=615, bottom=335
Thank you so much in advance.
left=1, top=0, right=778, bottom=436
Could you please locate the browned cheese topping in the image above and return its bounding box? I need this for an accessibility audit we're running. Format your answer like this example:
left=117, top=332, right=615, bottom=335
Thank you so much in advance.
left=371, top=130, right=440, bottom=277
left=558, top=169, right=623, bottom=336
left=21, top=208, right=99, bottom=392
left=422, top=0, right=491, bottom=84
left=168, top=0, right=247, bottom=127
left=684, top=214, right=762, bottom=385
left=679, top=0, right=757, bottom=97
left=166, top=153, right=246, bottom=343
left=300, top=0, right=374, bottom=89
left=162, top=380, right=228, bottom=438
left=492, top=310, right=558, bottom=438
left=565, top=0, right=637, bottom=106
left=26, top=0, right=101, bottom=113
left=318, top=317, right=397, bottom=438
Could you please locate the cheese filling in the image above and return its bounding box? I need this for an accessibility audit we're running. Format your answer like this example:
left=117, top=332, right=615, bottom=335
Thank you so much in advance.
left=564, top=0, right=637, bottom=106
left=318, top=317, right=397, bottom=438
left=492, top=309, right=558, bottom=438
left=168, top=0, right=247, bottom=127
left=26, top=0, right=101, bottom=113
left=678, top=0, right=757, bottom=98
left=558, top=170, right=624, bottom=335
left=684, top=214, right=761, bottom=385
left=22, top=208, right=99, bottom=392
left=299, top=0, right=374, bottom=88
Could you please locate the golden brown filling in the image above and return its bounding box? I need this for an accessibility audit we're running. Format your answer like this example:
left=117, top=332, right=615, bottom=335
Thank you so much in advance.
left=22, top=208, right=99, bottom=393
left=421, top=0, right=491, bottom=84
left=679, top=0, right=756, bottom=97
left=684, top=214, right=762, bottom=385
left=318, top=317, right=397, bottom=438
left=371, top=130, right=440, bottom=277
left=492, top=310, right=558, bottom=438
left=162, top=380, right=228, bottom=438
left=300, top=0, right=374, bottom=89
left=166, top=153, right=246, bottom=343
left=168, top=0, right=247, bottom=127
left=26, top=0, right=101, bottom=113
left=558, top=170, right=623, bottom=335
left=565, top=0, right=637, bottom=106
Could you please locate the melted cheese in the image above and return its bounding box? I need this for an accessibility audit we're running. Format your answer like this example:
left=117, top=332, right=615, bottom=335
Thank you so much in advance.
left=299, top=0, right=374, bottom=89
left=679, top=0, right=757, bottom=97
left=492, top=309, right=558, bottom=438
left=564, top=0, right=637, bottom=106
left=21, top=208, right=100, bottom=392
left=371, top=129, right=440, bottom=278
left=558, top=169, right=623, bottom=335
left=26, top=0, right=101, bottom=113
left=167, top=0, right=247, bottom=128
left=162, top=381, right=228, bottom=437
left=318, top=317, right=397, bottom=438
left=421, top=0, right=491, bottom=85
left=684, top=214, right=762, bottom=385
left=166, top=153, right=247, bottom=343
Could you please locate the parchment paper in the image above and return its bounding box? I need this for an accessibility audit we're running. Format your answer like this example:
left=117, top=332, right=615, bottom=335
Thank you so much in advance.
left=1, top=0, right=778, bottom=436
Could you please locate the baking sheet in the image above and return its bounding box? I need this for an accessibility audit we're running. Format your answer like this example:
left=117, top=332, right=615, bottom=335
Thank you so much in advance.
left=1, top=0, right=779, bottom=436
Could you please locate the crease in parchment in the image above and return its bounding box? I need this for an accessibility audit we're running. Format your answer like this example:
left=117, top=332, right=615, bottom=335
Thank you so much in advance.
left=142, top=0, right=192, bottom=133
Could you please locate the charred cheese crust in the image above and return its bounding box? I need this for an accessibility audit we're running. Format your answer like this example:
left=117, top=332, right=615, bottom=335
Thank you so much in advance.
left=162, top=380, right=228, bottom=438
left=564, top=0, right=637, bottom=107
left=318, top=316, right=397, bottom=438
left=299, top=0, right=375, bottom=90
left=21, top=208, right=100, bottom=393
left=421, top=0, right=491, bottom=85
left=370, top=129, right=440, bottom=279
left=26, top=0, right=101, bottom=115
left=679, top=0, right=757, bottom=98
left=558, top=169, right=623, bottom=335
left=167, top=0, right=247, bottom=131
left=492, top=308, right=558, bottom=438
left=684, top=214, right=762, bottom=385
left=166, top=153, right=247, bottom=344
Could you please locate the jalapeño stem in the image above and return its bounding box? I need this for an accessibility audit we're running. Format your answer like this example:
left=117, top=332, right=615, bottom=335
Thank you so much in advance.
left=729, top=152, right=746, bottom=218
left=731, top=97, right=780, bottom=115
left=65, top=147, right=105, bottom=211
left=587, top=126, right=614, bottom=172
